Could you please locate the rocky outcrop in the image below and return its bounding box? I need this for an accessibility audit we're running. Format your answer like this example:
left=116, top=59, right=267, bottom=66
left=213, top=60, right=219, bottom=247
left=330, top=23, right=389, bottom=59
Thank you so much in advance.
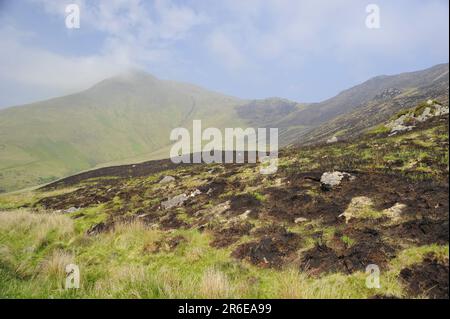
left=320, top=171, right=355, bottom=190
left=387, top=100, right=449, bottom=136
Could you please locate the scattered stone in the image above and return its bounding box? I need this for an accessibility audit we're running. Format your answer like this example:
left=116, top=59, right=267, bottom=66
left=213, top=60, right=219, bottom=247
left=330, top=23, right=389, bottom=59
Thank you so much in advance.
left=161, top=193, right=188, bottom=210
left=294, top=217, right=308, bottom=224
left=189, top=189, right=201, bottom=197
left=338, top=197, right=407, bottom=223
left=388, top=124, right=415, bottom=136
left=159, top=175, right=175, bottom=184
left=386, top=100, right=449, bottom=136
left=338, top=196, right=374, bottom=224
left=320, top=171, right=355, bottom=190
left=434, top=103, right=449, bottom=116
left=64, top=206, right=80, bottom=213
left=326, top=136, right=338, bottom=144
left=374, top=88, right=401, bottom=100
left=416, top=106, right=432, bottom=122
left=382, top=203, right=406, bottom=222
left=238, top=210, right=252, bottom=220
left=194, top=201, right=230, bottom=217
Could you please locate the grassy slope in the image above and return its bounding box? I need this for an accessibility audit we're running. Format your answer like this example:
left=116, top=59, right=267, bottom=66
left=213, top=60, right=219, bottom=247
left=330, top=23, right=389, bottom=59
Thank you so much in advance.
left=0, top=112, right=448, bottom=298
left=1, top=64, right=447, bottom=193
left=0, top=72, right=246, bottom=192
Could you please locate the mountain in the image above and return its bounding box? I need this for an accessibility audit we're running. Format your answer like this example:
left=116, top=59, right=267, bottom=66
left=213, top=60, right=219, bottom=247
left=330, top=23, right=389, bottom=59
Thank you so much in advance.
left=0, top=64, right=448, bottom=192
left=0, top=71, right=249, bottom=192
left=0, top=64, right=448, bottom=299
left=281, top=63, right=449, bottom=144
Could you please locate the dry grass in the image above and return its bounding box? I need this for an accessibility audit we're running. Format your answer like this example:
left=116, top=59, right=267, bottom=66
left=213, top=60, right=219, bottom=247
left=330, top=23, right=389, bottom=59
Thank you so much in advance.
left=199, top=268, right=231, bottom=298
left=93, top=265, right=150, bottom=298
left=0, top=209, right=74, bottom=240
left=39, top=250, right=74, bottom=279
left=277, top=269, right=306, bottom=298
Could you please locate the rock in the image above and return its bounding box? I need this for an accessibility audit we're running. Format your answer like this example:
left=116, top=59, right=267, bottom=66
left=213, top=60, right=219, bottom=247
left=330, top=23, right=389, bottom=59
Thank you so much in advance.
left=87, top=222, right=110, bottom=235
left=159, top=176, right=175, bottom=184
left=234, top=210, right=251, bottom=222
left=189, top=189, right=201, bottom=197
left=389, top=124, right=414, bottom=136
left=161, top=193, right=188, bottom=210
left=326, top=136, right=338, bottom=144
left=416, top=107, right=433, bottom=122
left=64, top=206, right=79, bottom=213
left=338, top=197, right=407, bottom=223
left=375, top=88, right=401, bottom=100
left=386, top=100, right=448, bottom=136
left=434, top=103, right=449, bottom=116
left=294, top=217, right=308, bottom=224
left=382, top=203, right=406, bottom=222
left=338, top=196, right=373, bottom=223
left=320, top=171, right=354, bottom=190
left=194, top=201, right=230, bottom=217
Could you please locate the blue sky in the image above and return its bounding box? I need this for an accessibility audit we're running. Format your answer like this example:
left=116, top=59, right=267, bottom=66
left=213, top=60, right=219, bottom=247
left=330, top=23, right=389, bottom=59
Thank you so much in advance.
left=0, top=0, right=448, bottom=108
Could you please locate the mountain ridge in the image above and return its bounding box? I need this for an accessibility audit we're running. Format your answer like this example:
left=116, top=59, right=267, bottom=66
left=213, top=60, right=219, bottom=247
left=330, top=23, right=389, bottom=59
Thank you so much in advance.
left=0, top=63, right=448, bottom=192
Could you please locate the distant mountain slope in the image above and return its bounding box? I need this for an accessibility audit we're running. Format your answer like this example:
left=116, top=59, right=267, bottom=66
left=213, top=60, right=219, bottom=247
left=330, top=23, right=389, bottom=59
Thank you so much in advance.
left=0, top=71, right=248, bottom=191
left=0, top=63, right=448, bottom=192
left=280, top=63, right=449, bottom=145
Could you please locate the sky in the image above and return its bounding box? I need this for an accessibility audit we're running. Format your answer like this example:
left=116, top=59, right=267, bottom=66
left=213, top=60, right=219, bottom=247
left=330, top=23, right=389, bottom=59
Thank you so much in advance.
left=0, top=0, right=448, bottom=108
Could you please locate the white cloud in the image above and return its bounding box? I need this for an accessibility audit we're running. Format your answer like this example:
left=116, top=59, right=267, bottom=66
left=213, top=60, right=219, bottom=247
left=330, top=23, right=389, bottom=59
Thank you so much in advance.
left=201, top=0, right=448, bottom=71
left=0, top=0, right=448, bottom=106
left=0, top=0, right=207, bottom=105
left=207, top=31, right=245, bottom=70
left=0, top=25, right=133, bottom=93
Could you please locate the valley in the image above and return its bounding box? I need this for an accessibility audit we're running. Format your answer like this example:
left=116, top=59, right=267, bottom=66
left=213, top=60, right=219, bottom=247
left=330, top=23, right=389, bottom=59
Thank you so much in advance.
left=0, top=64, right=448, bottom=192
left=0, top=98, right=448, bottom=298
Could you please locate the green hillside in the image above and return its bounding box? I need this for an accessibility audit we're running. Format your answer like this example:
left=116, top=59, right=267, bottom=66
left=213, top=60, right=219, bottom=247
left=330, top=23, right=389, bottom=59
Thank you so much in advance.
left=0, top=104, right=447, bottom=299
left=0, top=71, right=247, bottom=192
left=1, top=64, right=448, bottom=192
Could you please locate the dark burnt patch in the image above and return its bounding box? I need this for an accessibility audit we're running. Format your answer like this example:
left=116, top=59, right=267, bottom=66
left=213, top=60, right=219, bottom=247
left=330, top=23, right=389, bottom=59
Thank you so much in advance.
left=35, top=186, right=116, bottom=210
left=230, top=194, right=261, bottom=212
left=301, top=228, right=396, bottom=275
left=400, top=253, right=449, bottom=299
left=386, top=218, right=449, bottom=246
left=210, top=222, right=253, bottom=248
left=159, top=212, right=188, bottom=230
left=231, top=226, right=301, bottom=268
left=87, top=221, right=113, bottom=235
left=198, top=178, right=228, bottom=196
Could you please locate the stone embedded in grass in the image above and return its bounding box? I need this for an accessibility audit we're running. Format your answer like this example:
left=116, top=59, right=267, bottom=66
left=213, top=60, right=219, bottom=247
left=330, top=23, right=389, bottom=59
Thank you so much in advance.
left=326, top=136, right=338, bottom=144
left=386, top=100, right=449, bottom=136
left=338, top=196, right=407, bottom=223
left=338, top=196, right=375, bottom=223
left=320, top=171, right=355, bottom=191
left=161, top=194, right=188, bottom=210
left=294, top=217, right=308, bottom=224
left=189, top=189, right=201, bottom=197
left=159, top=175, right=175, bottom=184
left=382, top=203, right=406, bottom=222
left=194, top=201, right=230, bottom=217
left=63, top=206, right=80, bottom=214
